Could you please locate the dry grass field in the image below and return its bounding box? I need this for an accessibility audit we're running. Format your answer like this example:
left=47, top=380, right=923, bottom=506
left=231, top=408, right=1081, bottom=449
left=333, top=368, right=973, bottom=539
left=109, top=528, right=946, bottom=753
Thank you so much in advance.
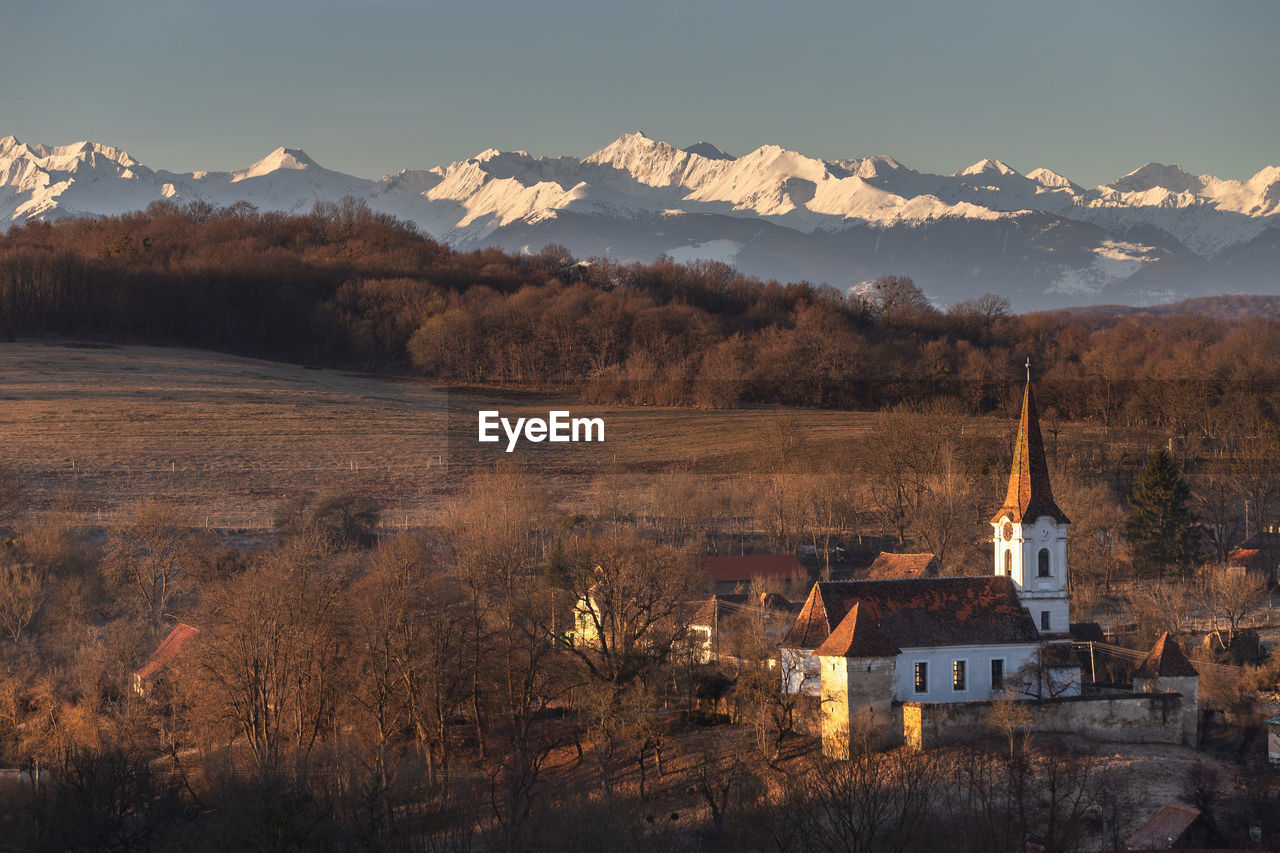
left=0, top=342, right=901, bottom=530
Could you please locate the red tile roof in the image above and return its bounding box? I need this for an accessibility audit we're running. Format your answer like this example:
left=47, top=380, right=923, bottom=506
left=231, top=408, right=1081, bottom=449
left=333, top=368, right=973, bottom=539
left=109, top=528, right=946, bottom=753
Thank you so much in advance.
left=1132, top=632, right=1199, bottom=679
left=136, top=623, right=201, bottom=681
left=781, top=577, right=1041, bottom=651
left=814, top=603, right=902, bottom=658
left=866, top=552, right=940, bottom=579
left=703, top=554, right=807, bottom=583
left=991, top=381, right=1069, bottom=525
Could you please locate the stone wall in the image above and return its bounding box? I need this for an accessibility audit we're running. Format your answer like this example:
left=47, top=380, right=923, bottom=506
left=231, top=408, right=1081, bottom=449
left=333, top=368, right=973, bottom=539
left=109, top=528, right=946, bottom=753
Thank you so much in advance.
left=903, top=692, right=1186, bottom=751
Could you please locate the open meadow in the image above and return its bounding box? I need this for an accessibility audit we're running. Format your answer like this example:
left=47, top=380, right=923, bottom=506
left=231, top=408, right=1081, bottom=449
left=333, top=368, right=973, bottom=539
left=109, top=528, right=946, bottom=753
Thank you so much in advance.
left=0, top=342, right=911, bottom=530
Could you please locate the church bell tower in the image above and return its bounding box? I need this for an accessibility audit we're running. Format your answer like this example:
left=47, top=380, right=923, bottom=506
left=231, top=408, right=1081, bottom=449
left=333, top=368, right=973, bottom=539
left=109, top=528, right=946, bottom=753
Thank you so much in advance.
left=991, top=362, right=1070, bottom=635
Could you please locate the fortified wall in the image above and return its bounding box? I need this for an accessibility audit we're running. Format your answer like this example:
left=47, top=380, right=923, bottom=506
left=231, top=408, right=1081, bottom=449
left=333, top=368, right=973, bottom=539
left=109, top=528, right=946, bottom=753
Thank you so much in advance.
left=902, top=692, right=1187, bottom=751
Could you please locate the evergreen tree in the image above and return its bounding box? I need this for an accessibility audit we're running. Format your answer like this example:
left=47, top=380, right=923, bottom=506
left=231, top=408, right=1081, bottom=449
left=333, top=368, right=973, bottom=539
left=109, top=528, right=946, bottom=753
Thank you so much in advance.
left=1125, top=448, right=1199, bottom=578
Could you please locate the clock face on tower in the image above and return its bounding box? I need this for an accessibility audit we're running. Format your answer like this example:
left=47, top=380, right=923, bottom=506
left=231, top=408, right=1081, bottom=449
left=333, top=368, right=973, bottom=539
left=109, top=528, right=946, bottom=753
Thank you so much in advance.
left=1001, top=521, right=1013, bottom=541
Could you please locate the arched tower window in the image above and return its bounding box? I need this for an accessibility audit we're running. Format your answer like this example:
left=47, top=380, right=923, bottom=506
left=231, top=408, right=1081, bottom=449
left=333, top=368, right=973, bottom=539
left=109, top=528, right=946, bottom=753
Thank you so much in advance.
left=1004, top=550, right=1012, bottom=577
left=1037, top=548, right=1051, bottom=577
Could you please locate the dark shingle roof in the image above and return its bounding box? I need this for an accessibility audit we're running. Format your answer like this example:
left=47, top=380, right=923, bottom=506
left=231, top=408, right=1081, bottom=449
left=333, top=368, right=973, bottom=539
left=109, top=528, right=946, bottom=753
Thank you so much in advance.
left=1132, top=632, right=1199, bottom=679
left=814, top=603, right=902, bottom=659
left=991, top=381, right=1069, bottom=525
left=1124, top=802, right=1203, bottom=850
left=866, top=552, right=940, bottom=579
left=781, top=576, right=1041, bottom=651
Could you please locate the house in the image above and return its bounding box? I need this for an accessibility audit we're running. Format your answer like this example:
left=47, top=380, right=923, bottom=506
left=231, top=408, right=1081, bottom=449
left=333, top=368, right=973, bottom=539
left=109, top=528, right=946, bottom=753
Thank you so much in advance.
left=1124, top=802, right=1222, bottom=850
left=702, top=554, right=809, bottom=596
left=780, top=371, right=1216, bottom=756
left=1267, top=713, right=1280, bottom=767
left=133, top=622, right=201, bottom=696
left=865, top=552, right=940, bottom=579
left=1226, top=528, right=1280, bottom=584
left=688, top=592, right=799, bottom=663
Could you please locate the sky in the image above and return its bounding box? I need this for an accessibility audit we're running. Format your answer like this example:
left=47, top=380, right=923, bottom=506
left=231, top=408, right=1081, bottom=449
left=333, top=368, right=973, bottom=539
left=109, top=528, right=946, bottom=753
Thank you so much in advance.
left=3, top=0, right=1277, bottom=187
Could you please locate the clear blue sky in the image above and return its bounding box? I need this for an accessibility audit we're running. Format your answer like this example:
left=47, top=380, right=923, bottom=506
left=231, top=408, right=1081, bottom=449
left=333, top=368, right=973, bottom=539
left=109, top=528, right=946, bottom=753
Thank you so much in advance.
left=3, top=0, right=1276, bottom=186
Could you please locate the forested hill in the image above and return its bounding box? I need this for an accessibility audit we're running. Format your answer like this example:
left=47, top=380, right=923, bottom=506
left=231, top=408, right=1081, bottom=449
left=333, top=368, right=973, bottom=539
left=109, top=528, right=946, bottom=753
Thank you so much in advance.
left=3, top=199, right=1280, bottom=419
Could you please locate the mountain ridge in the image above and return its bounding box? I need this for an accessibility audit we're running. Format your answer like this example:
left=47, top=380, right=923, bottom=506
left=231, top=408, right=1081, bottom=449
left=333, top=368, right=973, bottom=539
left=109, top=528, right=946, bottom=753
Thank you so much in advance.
left=3, top=131, right=1279, bottom=310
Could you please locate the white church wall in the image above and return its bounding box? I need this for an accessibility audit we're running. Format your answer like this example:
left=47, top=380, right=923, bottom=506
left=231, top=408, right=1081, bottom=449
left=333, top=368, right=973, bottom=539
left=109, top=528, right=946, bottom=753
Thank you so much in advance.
left=895, top=642, right=1039, bottom=703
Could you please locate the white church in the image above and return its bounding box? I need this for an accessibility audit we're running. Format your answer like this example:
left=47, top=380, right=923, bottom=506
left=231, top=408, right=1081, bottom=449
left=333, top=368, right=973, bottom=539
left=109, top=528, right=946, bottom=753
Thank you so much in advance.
left=779, top=373, right=1089, bottom=749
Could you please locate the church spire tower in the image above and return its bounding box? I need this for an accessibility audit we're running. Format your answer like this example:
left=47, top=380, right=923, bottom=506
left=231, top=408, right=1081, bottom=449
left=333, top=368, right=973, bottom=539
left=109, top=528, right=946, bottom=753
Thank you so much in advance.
left=992, top=362, right=1071, bottom=635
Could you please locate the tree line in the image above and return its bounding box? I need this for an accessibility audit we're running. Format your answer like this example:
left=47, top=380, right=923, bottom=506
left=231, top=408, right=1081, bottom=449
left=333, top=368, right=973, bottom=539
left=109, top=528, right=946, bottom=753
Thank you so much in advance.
left=5, top=199, right=1280, bottom=421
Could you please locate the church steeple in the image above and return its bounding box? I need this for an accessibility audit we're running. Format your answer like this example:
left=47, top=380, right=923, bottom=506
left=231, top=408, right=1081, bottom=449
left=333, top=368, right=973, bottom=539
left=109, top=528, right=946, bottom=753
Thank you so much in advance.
left=991, top=365, right=1071, bottom=636
left=991, top=370, right=1069, bottom=525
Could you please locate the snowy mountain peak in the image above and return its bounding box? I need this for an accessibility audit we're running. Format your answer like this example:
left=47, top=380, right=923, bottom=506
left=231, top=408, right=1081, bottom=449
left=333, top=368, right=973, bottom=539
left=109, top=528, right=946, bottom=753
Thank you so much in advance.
left=586, top=131, right=669, bottom=161
left=683, top=141, right=734, bottom=160
left=1108, top=162, right=1202, bottom=194
left=957, top=158, right=1019, bottom=177
left=852, top=155, right=907, bottom=179
left=1248, top=165, right=1280, bottom=187
left=234, top=147, right=319, bottom=181
left=1026, top=167, right=1080, bottom=191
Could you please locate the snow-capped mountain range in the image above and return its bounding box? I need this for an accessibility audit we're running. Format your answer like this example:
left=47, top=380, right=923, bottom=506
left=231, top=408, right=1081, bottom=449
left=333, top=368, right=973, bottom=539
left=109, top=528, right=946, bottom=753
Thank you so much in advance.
left=4, top=131, right=1280, bottom=310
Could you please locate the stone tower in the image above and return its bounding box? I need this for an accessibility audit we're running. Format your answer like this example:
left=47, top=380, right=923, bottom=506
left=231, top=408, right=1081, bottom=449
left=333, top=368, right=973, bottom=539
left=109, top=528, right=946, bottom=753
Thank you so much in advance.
left=815, top=603, right=902, bottom=757
left=991, top=370, right=1071, bottom=635
left=1132, top=632, right=1199, bottom=747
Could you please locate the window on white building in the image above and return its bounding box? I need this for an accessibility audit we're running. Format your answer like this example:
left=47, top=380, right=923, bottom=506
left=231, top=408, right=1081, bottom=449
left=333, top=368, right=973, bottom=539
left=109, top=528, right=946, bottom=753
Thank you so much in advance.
left=952, top=660, right=966, bottom=691
left=1038, top=548, right=1051, bottom=577
left=991, top=659, right=1004, bottom=690
left=1041, top=611, right=1051, bottom=631
left=914, top=662, right=927, bottom=693
left=1004, top=550, right=1012, bottom=577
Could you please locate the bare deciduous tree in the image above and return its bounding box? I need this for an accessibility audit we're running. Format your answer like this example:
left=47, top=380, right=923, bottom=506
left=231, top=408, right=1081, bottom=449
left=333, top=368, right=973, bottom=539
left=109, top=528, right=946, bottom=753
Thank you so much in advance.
left=0, top=559, right=44, bottom=643
left=103, top=501, right=194, bottom=631
left=196, top=536, right=349, bottom=771
left=567, top=533, right=700, bottom=687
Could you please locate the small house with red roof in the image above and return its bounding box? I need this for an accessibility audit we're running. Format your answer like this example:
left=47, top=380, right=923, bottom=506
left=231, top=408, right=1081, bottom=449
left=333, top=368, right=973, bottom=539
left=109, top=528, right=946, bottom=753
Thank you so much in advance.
left=1226, top=528, right=1280, bottom=584
left=1124, top=802, right=1222, bottom=850
left=702, top=554, right=809, bottom=596
left=133, top=622, right=201, bottom=697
